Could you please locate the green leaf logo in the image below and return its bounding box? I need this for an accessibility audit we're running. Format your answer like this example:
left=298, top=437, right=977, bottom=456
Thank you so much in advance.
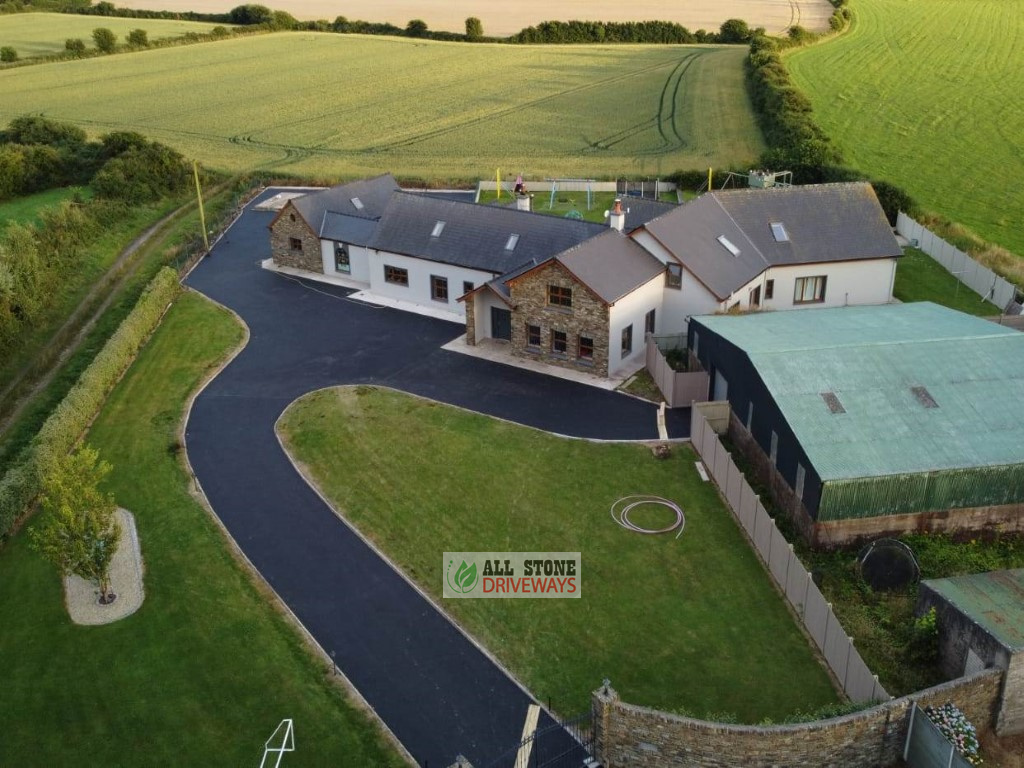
left=454, top=560, right=477, bottom=593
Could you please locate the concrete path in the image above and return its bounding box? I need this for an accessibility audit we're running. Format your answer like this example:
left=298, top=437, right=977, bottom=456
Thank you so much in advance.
left=183, top=189, right=689, bottom=766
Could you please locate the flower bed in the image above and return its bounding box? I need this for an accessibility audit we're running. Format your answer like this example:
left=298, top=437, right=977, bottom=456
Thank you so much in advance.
left=925, top=702, right=983, bottom=765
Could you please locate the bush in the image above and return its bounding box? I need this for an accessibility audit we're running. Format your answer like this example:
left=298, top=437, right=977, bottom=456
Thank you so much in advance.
left=406, top=19, right=428, bottom=38
left=0, top=268, right=180, bottom=539
left=0, top=46, right=17, bottom=62
left=719, top=18, right=751, bottom=44
left=93, top=142, right=190, bottom=202
left=126, top=28, right=148, bottom=47
left=871, top=179, right=919, bottom=224
left=228, top=3, right=272, bottom=25
left=65, top=37, right=87, bottom=55
left=210, top=25, right=230, bottom=38
left=92, top=27, right=117, bottom=53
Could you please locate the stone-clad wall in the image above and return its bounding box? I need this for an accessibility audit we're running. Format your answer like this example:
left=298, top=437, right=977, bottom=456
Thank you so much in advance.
left=508, top=262, right=610, bottom=376
left=270, top=202, right=322, bottom=272
left=594, top=671, right=1004, bottom=768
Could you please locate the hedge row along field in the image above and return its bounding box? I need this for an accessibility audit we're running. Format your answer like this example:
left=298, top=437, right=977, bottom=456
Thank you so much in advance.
left=0, top=12, right=218, bottom=58
left=0, top=268, right=178, bottom=538
left=0, top=32, right=764, bottom=178
left=787, top=0, right=1024, bottom=259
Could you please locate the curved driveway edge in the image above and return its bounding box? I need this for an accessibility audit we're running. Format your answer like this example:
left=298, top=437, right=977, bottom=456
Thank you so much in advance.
left=182, top=190, right=690, bottom=766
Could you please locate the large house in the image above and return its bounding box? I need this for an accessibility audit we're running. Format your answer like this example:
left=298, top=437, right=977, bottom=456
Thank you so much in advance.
left=269, top=175, right=902, bottom=378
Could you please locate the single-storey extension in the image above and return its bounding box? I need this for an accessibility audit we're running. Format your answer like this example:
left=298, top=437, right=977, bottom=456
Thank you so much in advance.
left=688, top=302, right=1024, bottom=546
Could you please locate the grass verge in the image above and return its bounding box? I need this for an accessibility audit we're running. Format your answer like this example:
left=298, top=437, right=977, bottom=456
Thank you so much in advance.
left=0, top=186, right=92, bottom=229
left=0, top=293, right=405, bottom=766
left=279, top=386, right=839, bottom=721
left=894, top=248, right=1000, bottom=316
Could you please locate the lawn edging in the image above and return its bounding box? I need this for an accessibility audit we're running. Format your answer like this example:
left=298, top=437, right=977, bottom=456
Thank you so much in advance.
left=177, top=304, right=418, bottom=766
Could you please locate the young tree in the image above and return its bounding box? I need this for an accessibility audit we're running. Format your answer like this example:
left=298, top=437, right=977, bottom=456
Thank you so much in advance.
left=92, top=27, right=117, bottom=53
left=0, top=46, right=17, bottom=63
left=65, top=38, right=87, bottom=56
left=126, top=28, right=149, bottom=48
left=465, top=17, right=483, bottom=41
left=406, top=19, right=428, bottom=38
left=30, top=445, right=121, bottom=604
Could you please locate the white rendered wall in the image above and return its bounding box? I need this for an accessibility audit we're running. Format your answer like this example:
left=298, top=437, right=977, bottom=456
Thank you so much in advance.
left=723, top=258, right=898, bottom=311
left=367, top=250, right=495, bottom=317
left=631, top=230, right=720, bottom=334
left=607, top=273, right=664, bottom=375
left=320, top=241, right=371, bottom=284
left=472, top=291, right=512, bottom=341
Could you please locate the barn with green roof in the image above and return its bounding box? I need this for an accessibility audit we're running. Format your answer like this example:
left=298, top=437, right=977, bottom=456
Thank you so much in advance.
left=688, top=302, right=1024, bottom=544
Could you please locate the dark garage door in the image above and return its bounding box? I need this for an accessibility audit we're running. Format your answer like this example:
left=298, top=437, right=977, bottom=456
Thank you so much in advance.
left=491, top=307, right=511, bottom=341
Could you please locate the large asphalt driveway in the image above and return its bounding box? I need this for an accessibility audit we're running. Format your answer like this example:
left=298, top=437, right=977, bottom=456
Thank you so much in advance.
left=183, top=190, right=689, bottom=766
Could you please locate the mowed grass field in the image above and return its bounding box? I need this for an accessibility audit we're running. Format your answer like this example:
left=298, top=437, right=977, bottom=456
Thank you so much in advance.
left=279, top=387, right=839, bottom=720
left=0, top=13, right=217, bottom=58
left=788, top=0, right=1024, bottom=258
left=0, top=33, right=764, bottom=178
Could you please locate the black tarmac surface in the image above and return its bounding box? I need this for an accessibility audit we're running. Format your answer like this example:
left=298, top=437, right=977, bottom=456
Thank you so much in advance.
left=183, top=190, right=689, bottom=766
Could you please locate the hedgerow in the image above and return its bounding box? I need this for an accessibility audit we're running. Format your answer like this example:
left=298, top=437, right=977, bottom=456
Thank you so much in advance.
left=0, top=267, right=179, bottom=538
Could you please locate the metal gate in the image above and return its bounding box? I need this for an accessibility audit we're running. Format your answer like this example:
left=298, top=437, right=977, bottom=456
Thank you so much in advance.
left=904, top=703, right=975, bottom=768
left=484, top=711, right=596, bottom=768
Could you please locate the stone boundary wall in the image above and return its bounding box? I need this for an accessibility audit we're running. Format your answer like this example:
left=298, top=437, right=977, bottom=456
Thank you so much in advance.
left=593, top=670, right=1004, bottom=768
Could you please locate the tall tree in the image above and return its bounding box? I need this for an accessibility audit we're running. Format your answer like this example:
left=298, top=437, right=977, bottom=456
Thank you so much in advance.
left=465, top=17, right=483, bottom=41
left=31, top=446, right=121, bottom=604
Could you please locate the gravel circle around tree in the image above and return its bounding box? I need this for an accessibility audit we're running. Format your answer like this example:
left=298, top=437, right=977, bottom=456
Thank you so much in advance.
left=64, top=509, right=144, bottom=625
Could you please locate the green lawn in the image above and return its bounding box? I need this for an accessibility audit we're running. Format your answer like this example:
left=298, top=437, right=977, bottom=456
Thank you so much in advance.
left=787, top=0, right=1024, bottom=259
left=477, top=189, right=677, bottom=223
left=279, top=387, right=839, bottom=721
left=0, top=34, right=763, bottom=179
left=894, top=248, right=1000, bottom=317
left=0, top=12, right=218, bottom=58
left=0, top=293, right=404, bottom=766
left=0, top=185, right=91, bottom=229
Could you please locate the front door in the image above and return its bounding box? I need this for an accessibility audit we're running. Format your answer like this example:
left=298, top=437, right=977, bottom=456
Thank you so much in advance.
left=491, top=307, right=512, bottom=341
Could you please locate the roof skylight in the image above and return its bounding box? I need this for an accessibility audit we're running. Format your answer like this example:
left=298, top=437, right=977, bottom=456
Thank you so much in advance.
left=717, top=235, right=741, bottom=257
left=770, top=222, right=789, bottom=242
left=911, top=386, right=938, bottom=409
left=821, top=392, right=846, bottom=414
left=505, top=233, right=520, bottom=251
left=351, top=197, right=364, bottom=210
left=431, top=221, right=446, bottom=238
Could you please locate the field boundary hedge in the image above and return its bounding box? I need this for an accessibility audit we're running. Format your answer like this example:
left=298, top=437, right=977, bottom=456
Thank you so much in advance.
left=0, top=267, right=179, bottom=538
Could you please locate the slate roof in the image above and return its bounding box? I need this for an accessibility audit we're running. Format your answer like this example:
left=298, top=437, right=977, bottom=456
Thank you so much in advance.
left=291, top=174, right=400, bottom=245
left=643, top=182, right=901, bottom=300
left=619, top=197, right=677, bottom=230
left=369, top=192, right=606, bottom=275
left=692, top=303, right=1024, bottom=481
left=554, top=230, right=665, bottom=304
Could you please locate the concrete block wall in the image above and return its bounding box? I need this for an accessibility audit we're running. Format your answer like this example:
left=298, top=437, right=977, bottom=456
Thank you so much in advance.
left=593, top=671, right=1004, bottom=768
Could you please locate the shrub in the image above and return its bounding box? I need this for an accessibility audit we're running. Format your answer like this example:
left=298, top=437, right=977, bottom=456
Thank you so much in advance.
left=65, top=38, right=87, bottom=56
left=93, top=142, right=190, bottom=202
left=871, top=179, right=919, bottom=224
left=92, top=27, right=117, bottom=53
left=719, top=18, right=751, bottom=44
left=210, top=25, right=230, bottom=38
left=0, top=46, right=17, bottom=63
left=0, top=268, right=181, bottom=539
left=126, top=28, right=149, bottom=47
left=406, top=19, right=428, bottom=38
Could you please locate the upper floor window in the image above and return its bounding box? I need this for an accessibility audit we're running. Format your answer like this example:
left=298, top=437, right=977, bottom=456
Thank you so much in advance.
left=289, top=237, right=302, bottom=251
left=794, top=275, right=827, bottom=304
left=548, top=285, right=572, bottom=308
left=666, top=262, right=683, bottom=290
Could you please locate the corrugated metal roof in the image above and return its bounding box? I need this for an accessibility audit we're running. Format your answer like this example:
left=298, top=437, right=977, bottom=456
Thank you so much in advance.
left=694, top=303, right=1024, bottom=481
left=923, top=569, right=1024, bottom=651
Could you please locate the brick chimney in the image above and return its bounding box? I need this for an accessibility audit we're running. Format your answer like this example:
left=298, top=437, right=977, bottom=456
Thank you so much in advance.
left=608, top=198, right=625, bottom=232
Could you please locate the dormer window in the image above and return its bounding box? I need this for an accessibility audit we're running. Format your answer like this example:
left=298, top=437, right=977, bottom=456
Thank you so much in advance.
left=505, top=233, right=520, bottom=251
left=431, top=221, right=446, bottom=238
left=770, top=222, right=789, bottom=242
left=717, top=235, right=741, bottom=256
left=351, top=197, right=364, bottom=210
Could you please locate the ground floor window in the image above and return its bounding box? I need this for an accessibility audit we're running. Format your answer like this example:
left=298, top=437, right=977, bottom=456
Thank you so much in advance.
left=578, top=336, right=594, bottom=361
left=431, top=275, right=448, bottom=302
left=644, top=308, right=656, bottom=335
left=385, top=265, right=409, bottom=286
left=289, top=237, right=302, bottom=251
left=334, top=243, right=350, bottom=273
left=765, top=279, right=775, bottom=300
left=551, top=329, right=567, bottom=355
left=527, top=324, right=541, bottom=348
left=621, top=324, right=633, bottom=357
left=794, top=275, right=827, bottom=304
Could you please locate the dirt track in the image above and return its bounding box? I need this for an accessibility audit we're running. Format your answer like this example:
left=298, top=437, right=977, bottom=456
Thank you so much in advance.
left=124, top=0, right=834, bottom=37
